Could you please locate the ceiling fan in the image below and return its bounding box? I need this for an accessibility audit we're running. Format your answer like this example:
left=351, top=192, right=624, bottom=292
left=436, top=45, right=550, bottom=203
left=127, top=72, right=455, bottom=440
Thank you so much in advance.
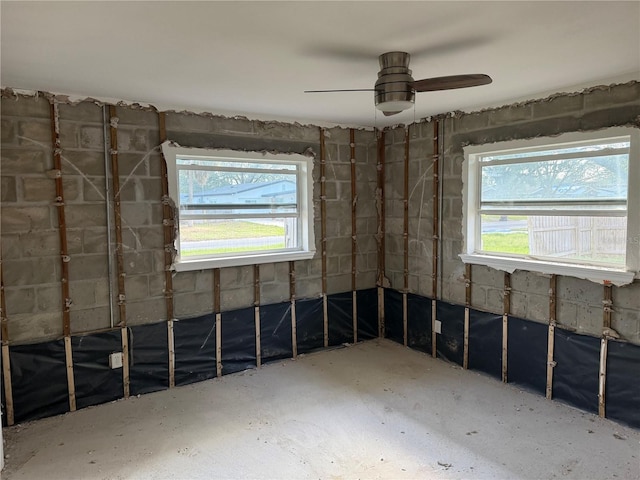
left=305, top=51, right=492, bottom=116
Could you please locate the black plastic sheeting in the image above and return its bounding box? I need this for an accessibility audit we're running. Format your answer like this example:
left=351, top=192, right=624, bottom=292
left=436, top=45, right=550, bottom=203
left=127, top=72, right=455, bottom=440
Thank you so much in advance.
left=507, top=316, right=547, bottom=395
left=129, top=322, right=169, bottom=396
left=173, top=313, right=217, bottom=386
left=468, top=309, right=502, bottom=380
left=356, top=288, right=378, bottom=341
left=295, top=297, right=324, bottom=354
left=328, top=292, right=353, bottom=346
left=260, top=302, right=292, bottom=363
left=221, top=307, right=256, bottom=375
left=436, top=301, right=465, bottom=366
left=407, top=293, right=431, bottom=353
left=72, top=331, right=123, bottom=410
left=9, top=339, right=69, bottom=423
left=605, top=340, right=640, bottom=429
left=384, top=289, right=404, bottom=344
left=553, top=328, right=600, bottom=414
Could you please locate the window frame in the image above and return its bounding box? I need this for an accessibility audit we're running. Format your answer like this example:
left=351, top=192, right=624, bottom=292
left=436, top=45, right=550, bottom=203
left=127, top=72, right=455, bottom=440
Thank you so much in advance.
left=162, top=143, right=316, bottom=272
left=461, top=127, right=640, bottom=286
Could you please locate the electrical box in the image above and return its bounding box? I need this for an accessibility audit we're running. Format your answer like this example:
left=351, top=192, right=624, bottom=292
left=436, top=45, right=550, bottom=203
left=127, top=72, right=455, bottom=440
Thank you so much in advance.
left=434, top=320, right=442, bottom=334
left=109, top=352, right=123, bottom=369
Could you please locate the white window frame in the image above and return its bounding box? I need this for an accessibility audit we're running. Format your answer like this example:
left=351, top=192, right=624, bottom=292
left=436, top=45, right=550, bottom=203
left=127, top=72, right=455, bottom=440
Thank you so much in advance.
left=162, top=143, right=316, bottom=272
left=461, top=127, right=640, bottom=286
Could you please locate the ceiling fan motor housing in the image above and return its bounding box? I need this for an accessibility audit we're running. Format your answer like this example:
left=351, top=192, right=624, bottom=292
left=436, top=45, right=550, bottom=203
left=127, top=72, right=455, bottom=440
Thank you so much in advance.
left=374, top=52, right=415, bottom=113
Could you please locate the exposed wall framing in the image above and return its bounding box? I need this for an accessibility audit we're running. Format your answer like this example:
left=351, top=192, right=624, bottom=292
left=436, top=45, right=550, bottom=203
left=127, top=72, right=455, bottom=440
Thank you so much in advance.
left=431, top=120, right=439, bottom=358
left=463, top=264, right=472, bottom=369
left=289, top=261, right=297, bottom=358
left=254, top=265, right=261, bottom=367
left=214, top=268, right=222, bottom=377
left=1, top=260, right=14, bottom=426
left=377, top=129, right=386, bottom=338
left=320, top=128, right=329, bottom=347
left=403, top=127, right=410, bottom=347
left=502, top=272, right=511, bottom=383
left=350, top=128, right=358, bottom=343
left=546, top=274, right=557, bottom=399
left=599, top=282, right=613, bottom=417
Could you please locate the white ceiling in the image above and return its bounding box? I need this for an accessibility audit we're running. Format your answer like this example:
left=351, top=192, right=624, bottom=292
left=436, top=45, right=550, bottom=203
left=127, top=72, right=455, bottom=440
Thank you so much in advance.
left=1, top=1, right=639, bottom=128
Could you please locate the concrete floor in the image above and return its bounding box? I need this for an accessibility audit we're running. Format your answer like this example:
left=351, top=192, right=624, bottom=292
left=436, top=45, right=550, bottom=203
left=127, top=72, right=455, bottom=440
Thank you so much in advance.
left=2, top=339, right=639, bottom=479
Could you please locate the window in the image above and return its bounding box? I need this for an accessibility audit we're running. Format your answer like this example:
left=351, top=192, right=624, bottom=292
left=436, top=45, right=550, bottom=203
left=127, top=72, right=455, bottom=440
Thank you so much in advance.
left=461, top=128, right=640, bottom=285
left=162, top=144, right=315, bottom=271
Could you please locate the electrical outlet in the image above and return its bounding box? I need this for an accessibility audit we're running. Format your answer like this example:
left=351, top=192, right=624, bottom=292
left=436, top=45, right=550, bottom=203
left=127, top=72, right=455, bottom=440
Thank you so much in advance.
left=109, top=352, right=123, bottom=369
left=434, top=320, right=442, bottom=334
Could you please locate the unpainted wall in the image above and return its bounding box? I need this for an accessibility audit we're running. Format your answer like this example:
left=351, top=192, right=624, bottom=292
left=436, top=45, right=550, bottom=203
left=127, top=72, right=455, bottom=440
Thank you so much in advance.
left=384, top=82, right=640, bottom=343
left=0, top=93, right=378, bottom=344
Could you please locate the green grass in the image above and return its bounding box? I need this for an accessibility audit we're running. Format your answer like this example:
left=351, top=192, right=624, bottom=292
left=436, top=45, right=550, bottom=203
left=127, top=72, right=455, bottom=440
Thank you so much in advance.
left=182, top=243, right=286, bottom=257
left=180, top=221, right=285, bottom=242
left=481, top=232, right=530, bottom=254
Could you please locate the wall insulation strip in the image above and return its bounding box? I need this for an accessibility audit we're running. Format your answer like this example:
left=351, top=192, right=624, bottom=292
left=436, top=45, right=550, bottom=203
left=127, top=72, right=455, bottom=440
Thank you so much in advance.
left=158, top=112, right=176, bottom=388
left=254, top=265, right=261, bottom=367
left=289, top=261, right=297, bottom=358
left=214, top=268, right=222, bottom=377
left=431, top=120, right=439, bottom=358
left=502, top=272, right=511, bottom=383
left=377, top=129, right=386, bottom=338
left=599, top=282, right=613, bottom=417
left=49, top=102, right=76, bottom=411
left=350, top=129, right=358, bottom=343
left=320, top=128, right=329, bottom=347
left=1, top=262, right=14, bottom=425
left=463, top=264, right=472, bottom=369
left=546, top=274, right=557, bottom=399
left=402, top=127, right=410, bottom=347
left=108, top=106, right=130, bottom=398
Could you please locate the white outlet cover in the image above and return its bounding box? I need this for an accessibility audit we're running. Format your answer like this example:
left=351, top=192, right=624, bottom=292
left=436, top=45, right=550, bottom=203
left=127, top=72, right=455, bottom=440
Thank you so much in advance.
left=434, top=320, right=442, bottom=334
left=109, top=352, right=123, bottom=369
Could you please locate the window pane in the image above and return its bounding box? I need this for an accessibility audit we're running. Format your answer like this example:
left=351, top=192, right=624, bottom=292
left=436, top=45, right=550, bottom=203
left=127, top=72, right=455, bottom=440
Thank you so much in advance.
left=178, top=169, right=298, bottom=213
left=481, top=154, right=628, bottom=203
left=480, top=214, right=627, bottom=265
left=179, top=218, right=298, bottom=258
left=176, top=157, right=297, bottom=171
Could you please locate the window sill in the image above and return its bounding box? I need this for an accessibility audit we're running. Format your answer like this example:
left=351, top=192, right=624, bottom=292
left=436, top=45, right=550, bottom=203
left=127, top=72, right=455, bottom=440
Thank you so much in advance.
left=173, top=249, right=316, bottom=272
left=459, top=253, right=636, bottom=286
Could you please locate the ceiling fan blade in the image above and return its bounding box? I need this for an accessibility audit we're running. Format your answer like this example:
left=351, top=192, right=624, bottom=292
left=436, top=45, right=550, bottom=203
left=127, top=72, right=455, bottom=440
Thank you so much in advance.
left=382, top=111, right=402, bottom=117
left=411, top=74, right=492, bottom=92
left=304, top=89, right=375, bottom=93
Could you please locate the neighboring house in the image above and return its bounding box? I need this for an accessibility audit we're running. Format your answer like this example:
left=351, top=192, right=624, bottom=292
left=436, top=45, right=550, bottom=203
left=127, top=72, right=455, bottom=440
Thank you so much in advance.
left=181, top=180, right=297, bottom=210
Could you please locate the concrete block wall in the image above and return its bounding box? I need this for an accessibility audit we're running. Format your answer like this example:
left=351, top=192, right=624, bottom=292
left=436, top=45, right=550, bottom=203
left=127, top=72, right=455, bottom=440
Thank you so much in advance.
left=0, top=92, right=378, bottom=345
left=384, top=82, right=640, bottom=343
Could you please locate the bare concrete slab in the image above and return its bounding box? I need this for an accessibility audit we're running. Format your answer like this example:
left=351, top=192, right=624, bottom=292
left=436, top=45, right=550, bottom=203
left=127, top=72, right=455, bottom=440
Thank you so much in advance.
left=3, top=339, right=639, bottom=479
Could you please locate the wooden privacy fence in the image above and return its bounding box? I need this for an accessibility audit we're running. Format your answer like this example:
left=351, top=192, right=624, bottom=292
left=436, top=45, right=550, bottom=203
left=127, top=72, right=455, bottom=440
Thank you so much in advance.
left=529, top=216, right=626, bottom=259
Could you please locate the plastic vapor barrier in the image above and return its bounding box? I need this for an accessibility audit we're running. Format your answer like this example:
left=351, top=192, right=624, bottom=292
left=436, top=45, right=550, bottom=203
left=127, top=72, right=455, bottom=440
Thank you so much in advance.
left=260, top=302, right=292, bottom=363
left=356, top=288, right=378, bottom=341
left=173, top=313, right=217, bottom=386
left=221, top=307, right=256, bottom=375
left=72, top=331, right=124, bottom=410
left=407, top=293, right=432, bottom=353
left=553, top=328, right=600, bottom=414
left=295, top=297, right=324, bottom=354
left=384, top=289, right=404, bottom=344
left=507, top=316, right=547, bottom=395
left=605, top=340, right=640, bottom=428
left=327, top=292, right=353, bottom=346
left=436, top=301, right=465, bottom=366
left=10, top=339, right=69, bottom=423
left=129, top=322, right=169, bottom=396
left=468, top=309, right=503, bottom=380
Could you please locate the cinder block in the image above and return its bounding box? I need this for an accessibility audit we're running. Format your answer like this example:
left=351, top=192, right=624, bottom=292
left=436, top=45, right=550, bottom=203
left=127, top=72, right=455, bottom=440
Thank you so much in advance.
left=20, top=230, right=60, bottom=257
left=261, top=282, right=289, bottom=305
left=583, top=82, right=640, bottom=109
left=295, top=277, right=322, bottom=300
left=58, top=101, right=103, bottom=122
left=1, top=234, right=21, bottom=259
left=172, top=271, right=196, bottom=293
left=20, top=177, right=56, bottom=202
left=60, top=150, right=106, bottom=176
left=59, top=121, right=79, bottom=148
left=116, top=128, right=149, bottom=152
left=68, top=280, right=98, bottom=308
left=115, top=106, right=158, bottom=127
left=8, top=312, right=62, bottom=343
left=65, top=204, right=107, bottom=228
left=1, top=176, right=17, bottom=202
left=36, top=285, right=62, bottom=312
left=557, top=300, right=579, bottom=329
left=1, top=118, right=15, bottom=143
left=356, top=270, right=377, bottom=290
left=69, top=254, right=109, bottom=280
left=70, top=306, right=111, bottom=333
left=326, top=274, right=352, bottom=295
left=120, top=202, right=151, bottom=227
left=612, top=306, right=640, bottom=341
left=557, top=277, right=602, bottom=309
left=3, top=257, right=56, bottom=286
left=220, top=286, right=253, bottom=311
left=66, top=229, right=83, bottom=254
left=575, top=303, right=603, bottom=336
left=123, top=251, right=153, bottom=275
left=532, top=94, right=583, bottom=118
left=124, top=275, right=150, bottom=301
left=1, top=95, right=51, bottom=119
left=4, top=286, right=36, bottom=315
left=253, top=121, right=317, bottom=142
left=82, top=177, right=106, bottom=202
left=18, top=120, right=50, bottom=145
left=221, top=265, right=254, bottom=289
left=1, top=206, right=52, bottom=233
left=79, top=125, right=105, bottom=149
left=125, top=298, right=167, bottom=325
left=1, top=148, right=49, bottom=174
left=82, top=228, right=108, bottom=254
